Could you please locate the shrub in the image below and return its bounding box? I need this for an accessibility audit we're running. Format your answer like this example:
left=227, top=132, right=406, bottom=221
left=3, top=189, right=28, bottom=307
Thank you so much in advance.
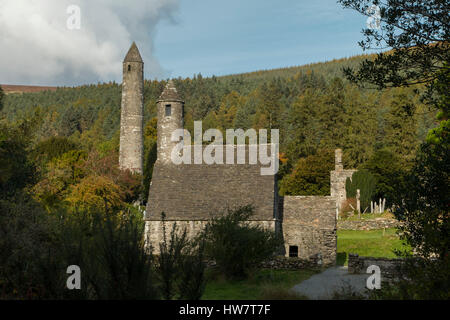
left=156, top=214, right=206, bottom=300
left=80, top=208, right=159, bottom=299
left=369, top=256, right=450, bottom=300
left=200, top=205, right=283, bottom=280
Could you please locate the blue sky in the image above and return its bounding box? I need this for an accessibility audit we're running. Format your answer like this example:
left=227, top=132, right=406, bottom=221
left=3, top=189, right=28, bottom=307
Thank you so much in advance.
left=153, top=0, right=368, bottom=79
left=0, top=0, right=370, bottom=85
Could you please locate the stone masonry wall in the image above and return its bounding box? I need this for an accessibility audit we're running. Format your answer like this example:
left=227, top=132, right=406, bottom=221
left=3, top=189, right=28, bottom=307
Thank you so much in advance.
left=145, top=219, right=277, bottom=254
left=119, top=60, right=144, bottom=174
left=338, top=218, right=401, bottom=230
left=330, top=149, right=357, bottom=212
left=348, top=254, right=405, bottom=280
left=282, top=196, right=337, bottom=266
left=330, top=169, right=356, bottom=211
left=157, top=99, right=184, bottom=165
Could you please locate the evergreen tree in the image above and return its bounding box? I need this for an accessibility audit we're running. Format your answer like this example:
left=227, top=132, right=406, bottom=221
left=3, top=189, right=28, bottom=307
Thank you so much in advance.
left=345, top=169, right=377, bottom=211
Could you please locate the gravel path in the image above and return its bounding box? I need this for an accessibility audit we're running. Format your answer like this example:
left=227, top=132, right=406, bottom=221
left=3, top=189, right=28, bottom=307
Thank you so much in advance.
left=292, top=266, right=370, bottom=299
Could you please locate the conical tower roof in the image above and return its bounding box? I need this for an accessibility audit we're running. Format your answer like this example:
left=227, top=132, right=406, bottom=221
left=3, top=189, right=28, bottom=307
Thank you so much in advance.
left=158, top=80, right=183, bottom=102
left=124, top=42, right=143, bottom=63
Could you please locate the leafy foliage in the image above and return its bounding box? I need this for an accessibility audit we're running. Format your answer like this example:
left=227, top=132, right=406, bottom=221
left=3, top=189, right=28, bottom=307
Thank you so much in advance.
left=392, top=138, right=449, bottom=259
left=1, top=55, right=435, bottom=196
left=157, top=214, right=206, bottom=300
left=200, top=205, right=282, bottom=280
left=341, top=0, right=449, bottom=299
left=370, top=256, right=450, bottom=300
left=0, top=123, right=35, bottom=198
left=279, top=149, right=334, bottom=195
left=339, top=0, right=449, bottom=96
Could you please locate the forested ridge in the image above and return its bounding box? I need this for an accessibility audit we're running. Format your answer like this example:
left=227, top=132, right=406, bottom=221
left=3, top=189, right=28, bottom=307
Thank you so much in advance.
left=1, top=53, right=437, bottom=198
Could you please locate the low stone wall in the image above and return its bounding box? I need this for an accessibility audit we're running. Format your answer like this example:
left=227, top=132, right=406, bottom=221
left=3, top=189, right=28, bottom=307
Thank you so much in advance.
left=338, top=218, right=401, bottom=230
left=259, top=254, right=322, bottom=270
left=348, top=253, right=405, bottom=279
left=205, top=255, right=322, bottom=271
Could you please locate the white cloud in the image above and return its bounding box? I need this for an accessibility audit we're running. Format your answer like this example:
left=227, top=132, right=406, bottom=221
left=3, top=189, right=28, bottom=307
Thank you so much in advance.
left=0, top=0, right=179, bottom=85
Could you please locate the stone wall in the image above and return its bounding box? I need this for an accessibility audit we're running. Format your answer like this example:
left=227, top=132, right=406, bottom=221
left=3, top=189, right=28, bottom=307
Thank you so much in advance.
left=282, top=196, right=337, bottom=266
left=348, top=254, right=405, bottom=279
left=259, top=254, right=322, bottom=270
left=205, top=254, right=321, bottom=270
left=330, top=169, right=356, bottom=211
left=338, top=218, right=401, bottom=230
left=330, top=149, right=357, bottom=212
left=156, top=81, right=184, bottom=165
left=145, top=219, right=277, bottom=254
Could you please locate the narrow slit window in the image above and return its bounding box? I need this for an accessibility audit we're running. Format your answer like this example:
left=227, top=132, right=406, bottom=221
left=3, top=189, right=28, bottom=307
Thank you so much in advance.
left=128, top=65, right=131, bottom=71
left=289, top=246, right=298, bottom=258
left=165, top=104, right=171, bottom=116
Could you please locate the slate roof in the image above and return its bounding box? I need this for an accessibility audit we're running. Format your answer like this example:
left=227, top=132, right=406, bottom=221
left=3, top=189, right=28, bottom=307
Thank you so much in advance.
left=158, top=80, right=183, bottom=102
left=145, top=145, right=278, bottom=221
left=124, top=42, right=143, bottom=63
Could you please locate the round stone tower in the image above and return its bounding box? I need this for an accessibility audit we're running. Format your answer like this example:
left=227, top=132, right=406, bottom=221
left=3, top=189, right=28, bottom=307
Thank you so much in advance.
left=157, top=80, right=184, bottom=164
left=119, top=42, right=144, bottom=174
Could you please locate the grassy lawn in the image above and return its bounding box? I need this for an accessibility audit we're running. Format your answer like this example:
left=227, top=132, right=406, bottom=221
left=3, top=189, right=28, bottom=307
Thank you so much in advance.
left=337, top=228, right=411, bottom=265
left=202, top=268, right=317, bottom=300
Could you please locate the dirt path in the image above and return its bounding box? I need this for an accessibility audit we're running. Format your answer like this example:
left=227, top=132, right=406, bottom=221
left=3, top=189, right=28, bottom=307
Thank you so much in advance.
left=292, top=266, right=370, bottom=299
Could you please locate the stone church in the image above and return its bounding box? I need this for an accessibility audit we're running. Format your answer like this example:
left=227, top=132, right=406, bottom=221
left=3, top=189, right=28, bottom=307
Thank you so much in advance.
left=119, top=43, right=355, bottom=266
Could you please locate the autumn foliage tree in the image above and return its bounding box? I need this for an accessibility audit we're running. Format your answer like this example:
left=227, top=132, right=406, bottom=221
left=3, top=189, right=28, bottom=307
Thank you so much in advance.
left=279, top=149, right=334, bottom=196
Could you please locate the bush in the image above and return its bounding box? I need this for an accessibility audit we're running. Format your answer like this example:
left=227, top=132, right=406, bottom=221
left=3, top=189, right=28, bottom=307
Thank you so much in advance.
left=200, top=205, right=283, bottom=280
left=0, top=193, right=57, bottom=299
left=156, top=214, right=206, bottom=300
left=77, top=208, right=158, bottom=299
left=369, top=256, right=450, bottom=300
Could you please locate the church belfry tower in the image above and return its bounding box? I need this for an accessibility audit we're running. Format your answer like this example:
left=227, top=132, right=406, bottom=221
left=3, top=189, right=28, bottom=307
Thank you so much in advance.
left=119, top=42, right=144, bottom=174
left=157, top=80, right=184, bottom=164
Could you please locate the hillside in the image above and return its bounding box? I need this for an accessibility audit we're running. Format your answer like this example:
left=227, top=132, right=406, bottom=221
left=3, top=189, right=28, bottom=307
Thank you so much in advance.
left=0, top=53, right=438, bottom=196
left=0, top=84, right=58, bottom=94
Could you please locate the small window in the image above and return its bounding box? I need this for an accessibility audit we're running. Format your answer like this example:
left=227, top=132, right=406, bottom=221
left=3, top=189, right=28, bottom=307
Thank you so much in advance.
left=165, top=104, right=171, bottom=116
left=289, top=246, right=298, bottom=258
left=128, top=65, right=131, bottom=71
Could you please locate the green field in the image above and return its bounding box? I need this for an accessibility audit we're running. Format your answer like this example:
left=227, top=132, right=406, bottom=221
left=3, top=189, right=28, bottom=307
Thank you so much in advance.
left=337, top=228, right=411, bottom=265
left=202, top=269, right=316, bottom=300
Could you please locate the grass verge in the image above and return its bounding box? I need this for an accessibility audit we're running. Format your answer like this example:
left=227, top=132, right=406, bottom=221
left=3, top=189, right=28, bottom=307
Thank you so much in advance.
left=202, top=268, right=317, bottom=300
left=337, top=228, right=411, bottom=265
